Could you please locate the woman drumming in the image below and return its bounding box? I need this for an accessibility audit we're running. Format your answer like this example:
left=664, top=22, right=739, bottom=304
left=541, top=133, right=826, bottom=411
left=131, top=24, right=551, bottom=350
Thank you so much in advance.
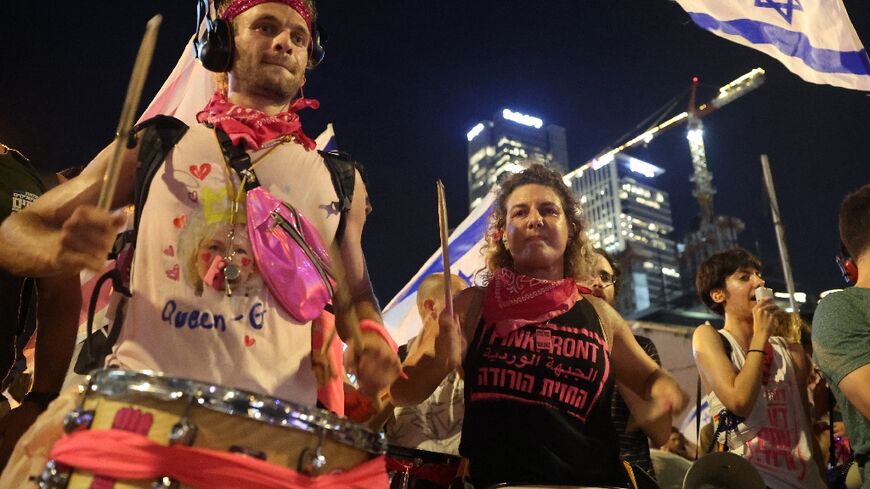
left=390, top=164, right=688, bottom=488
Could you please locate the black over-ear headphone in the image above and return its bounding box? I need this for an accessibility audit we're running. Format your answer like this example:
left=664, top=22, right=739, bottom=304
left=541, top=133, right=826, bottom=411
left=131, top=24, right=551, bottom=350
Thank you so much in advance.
left=192, top=0, right=326, bottom=73
left=835, top=242, right=859, bottom=285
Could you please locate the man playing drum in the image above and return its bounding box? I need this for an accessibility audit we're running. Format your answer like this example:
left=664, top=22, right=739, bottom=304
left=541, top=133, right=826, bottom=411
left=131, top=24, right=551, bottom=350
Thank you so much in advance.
left=0, top=0, right=401, bottom=486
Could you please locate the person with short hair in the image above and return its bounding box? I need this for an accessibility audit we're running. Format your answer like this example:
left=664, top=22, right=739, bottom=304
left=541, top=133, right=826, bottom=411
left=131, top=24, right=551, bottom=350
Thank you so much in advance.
left=392, top=164, right=687, bottom=488
left=580, top=249, right=669, bottom=481
left=385, top=272, right=469, bottom=455
left=693, top=248, right=826, bottom=489
left=813, top=183, right=870, bottom=488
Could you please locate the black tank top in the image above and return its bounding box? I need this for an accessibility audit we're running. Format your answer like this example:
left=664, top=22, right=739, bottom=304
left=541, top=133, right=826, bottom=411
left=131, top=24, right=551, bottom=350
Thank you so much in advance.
left=460, top=297, right=626, bottom=488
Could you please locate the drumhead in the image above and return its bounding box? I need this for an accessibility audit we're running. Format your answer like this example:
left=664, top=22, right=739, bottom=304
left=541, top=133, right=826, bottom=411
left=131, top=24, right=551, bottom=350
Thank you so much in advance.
left=83, top=368, right=387, bottom=455
left=682, top=452, right=765, bottom=489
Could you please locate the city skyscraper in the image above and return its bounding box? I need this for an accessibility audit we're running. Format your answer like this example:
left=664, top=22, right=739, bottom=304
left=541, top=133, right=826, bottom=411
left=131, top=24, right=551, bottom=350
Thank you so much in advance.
left=466, top=108, right=568, bottom=211
left=567, top=153, right=682, bottom=317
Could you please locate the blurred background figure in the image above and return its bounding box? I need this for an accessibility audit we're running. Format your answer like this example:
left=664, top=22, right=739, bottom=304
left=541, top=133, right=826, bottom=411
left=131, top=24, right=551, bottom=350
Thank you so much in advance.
left=580, top=249, right=669, bottom=482
left=813, top=183, right=870, bottom=489
left=386, top=273, right=468, bottom=455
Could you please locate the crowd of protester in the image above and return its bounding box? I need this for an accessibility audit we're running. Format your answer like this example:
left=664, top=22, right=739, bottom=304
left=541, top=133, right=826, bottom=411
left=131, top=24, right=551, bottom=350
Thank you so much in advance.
left=0, top=1, right=867, bottom=487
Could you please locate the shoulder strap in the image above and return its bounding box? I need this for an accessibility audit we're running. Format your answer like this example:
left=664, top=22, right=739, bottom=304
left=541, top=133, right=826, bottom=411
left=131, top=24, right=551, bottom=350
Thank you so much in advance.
left=717, top=330, right=733, bottom=359
left=74, top=116, right=188, bottom=374
left=695, top=328, right=735, bottom=458
left=214, top=127, right=262, bottom=191
left=319, top=150, right=359, bottom=244
left=464, top=286, right=486, bottom=351
left=133, top=115, right=189, bottom=236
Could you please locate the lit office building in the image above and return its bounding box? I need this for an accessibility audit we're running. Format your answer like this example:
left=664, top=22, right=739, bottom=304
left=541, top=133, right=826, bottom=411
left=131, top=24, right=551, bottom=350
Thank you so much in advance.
left=567, top=153, right=682, bottom=317
left=466, top=108, right=568, bottom=211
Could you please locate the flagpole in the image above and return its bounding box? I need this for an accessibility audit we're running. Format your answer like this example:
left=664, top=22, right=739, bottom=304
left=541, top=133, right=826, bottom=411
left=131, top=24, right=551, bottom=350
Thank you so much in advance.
left=760, top=154, right=797, bottom=312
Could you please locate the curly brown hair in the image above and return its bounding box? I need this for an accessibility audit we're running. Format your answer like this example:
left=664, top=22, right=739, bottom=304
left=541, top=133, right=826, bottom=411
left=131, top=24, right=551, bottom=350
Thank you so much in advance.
left=479, top=164, right=595, bottom=283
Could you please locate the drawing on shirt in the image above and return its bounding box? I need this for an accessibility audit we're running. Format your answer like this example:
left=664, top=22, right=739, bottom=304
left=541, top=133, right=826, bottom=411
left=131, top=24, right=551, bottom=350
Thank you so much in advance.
left=176, top=182, right=263, bottom=298
left=745, top=385, right=809, bottom=481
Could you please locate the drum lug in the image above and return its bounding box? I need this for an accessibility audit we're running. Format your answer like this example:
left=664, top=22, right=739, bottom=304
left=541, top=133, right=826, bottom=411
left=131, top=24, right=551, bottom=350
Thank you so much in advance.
left=62, top=409, right=94, bottom=433
left=152, top=476, right=180, bottom=489
left=298, top=429, right=328, bottom=475
left=36, top=460, right=70, bottom=489
left=169, top=418, right=198, bottom=446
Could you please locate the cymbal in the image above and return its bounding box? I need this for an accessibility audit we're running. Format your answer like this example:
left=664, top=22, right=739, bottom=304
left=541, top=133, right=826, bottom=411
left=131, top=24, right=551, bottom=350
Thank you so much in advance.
left=682, top=452, right=765, bottom=489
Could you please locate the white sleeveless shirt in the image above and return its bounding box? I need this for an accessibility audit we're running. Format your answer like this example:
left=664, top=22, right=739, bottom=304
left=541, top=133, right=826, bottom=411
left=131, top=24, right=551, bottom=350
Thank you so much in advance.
left=110, top=122, right=341, bottom=406
left=707, top=330, right=826, bottom=489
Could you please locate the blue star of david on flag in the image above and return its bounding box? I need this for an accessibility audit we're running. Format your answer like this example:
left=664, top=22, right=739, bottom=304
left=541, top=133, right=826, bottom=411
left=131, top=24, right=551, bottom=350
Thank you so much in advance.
left=754, top=0, right=803, bottom=24
left=673, top=0, right=870, bottom=91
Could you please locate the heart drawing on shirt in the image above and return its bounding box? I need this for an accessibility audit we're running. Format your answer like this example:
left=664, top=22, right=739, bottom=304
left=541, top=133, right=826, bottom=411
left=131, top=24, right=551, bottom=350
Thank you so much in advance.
left=163, top=245, right=175, bottom=257
left=190, top=163, right=212, bottom=181
left=244, top=335, right=256, bottom=347
left=188, top=190, right=199, bottom=203
left=173, top=215, right=187, bottom=229
left=165, top=264, right=180, bottom=281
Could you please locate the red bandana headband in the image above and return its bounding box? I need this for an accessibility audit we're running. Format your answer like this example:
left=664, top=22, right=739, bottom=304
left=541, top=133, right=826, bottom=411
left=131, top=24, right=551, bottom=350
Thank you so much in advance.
left=221, top=0, right=313, bottom=32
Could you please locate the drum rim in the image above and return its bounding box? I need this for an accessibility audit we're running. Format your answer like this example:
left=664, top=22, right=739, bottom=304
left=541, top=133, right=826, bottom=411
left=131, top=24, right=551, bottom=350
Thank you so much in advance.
left=83, top=368, right=387, bottom=455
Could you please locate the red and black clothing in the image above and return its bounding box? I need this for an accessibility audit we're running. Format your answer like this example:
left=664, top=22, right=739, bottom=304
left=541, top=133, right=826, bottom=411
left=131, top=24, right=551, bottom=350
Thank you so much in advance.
left=460, top=295, right=627, bottom=488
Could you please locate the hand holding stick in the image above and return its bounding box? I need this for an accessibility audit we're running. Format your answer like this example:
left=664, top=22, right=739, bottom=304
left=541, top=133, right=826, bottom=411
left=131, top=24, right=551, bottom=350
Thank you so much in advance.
left=97, top=15, right=162, bottom=210
left=436, top=180, right=453, bottom=317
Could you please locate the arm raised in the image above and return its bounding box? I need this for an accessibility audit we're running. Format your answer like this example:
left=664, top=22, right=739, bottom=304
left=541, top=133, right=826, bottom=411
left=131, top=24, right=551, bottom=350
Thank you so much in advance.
left=0, top=140, right=136, bottom=277
left=390, top=286, right=481, bottom=407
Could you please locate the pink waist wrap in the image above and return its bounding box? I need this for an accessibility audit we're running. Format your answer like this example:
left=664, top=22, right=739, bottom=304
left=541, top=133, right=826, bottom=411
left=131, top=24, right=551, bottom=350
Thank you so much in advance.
left=49, top=429, right=388, bottom=489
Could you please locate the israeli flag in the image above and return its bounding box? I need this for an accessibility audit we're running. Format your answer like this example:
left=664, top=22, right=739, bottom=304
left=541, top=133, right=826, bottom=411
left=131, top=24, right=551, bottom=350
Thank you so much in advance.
left=382, top=194, right=494, bottom=346
left=674, top=0, right=870, bottom=91
left=315, top=123, right=337, bottom=152
left=679, top=396, right=711, bottom=444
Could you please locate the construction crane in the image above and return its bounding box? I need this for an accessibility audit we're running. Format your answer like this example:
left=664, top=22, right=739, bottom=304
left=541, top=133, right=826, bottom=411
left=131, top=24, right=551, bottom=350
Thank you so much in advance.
left=563, top=68, right=766, bottom=294
left=564, top=68, right=765, bottom=189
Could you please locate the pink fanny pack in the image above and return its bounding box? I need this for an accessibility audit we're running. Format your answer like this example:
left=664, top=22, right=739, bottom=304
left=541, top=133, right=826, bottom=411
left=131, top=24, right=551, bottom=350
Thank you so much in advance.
left=245, top=185, right=336, bottom=323
left=216, top=128, right=336, bottom=323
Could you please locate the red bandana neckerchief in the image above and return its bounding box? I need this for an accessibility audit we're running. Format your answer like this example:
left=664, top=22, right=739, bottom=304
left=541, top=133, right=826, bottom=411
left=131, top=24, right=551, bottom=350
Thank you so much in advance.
left=196, top=91, right=319, bottom=151
left=482, top=268, right=593, bottom=339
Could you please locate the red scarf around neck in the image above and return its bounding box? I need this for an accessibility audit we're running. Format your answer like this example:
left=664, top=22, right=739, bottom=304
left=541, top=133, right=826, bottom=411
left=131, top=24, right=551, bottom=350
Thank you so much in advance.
left=196, top=91, right=319, bottom=151
left=482, top=268, right=593, bottom=339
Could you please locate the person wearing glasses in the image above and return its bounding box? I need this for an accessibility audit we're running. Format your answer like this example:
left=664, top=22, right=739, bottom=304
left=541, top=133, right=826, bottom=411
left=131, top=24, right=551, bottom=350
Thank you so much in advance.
left=580, top=250, right=669, bottom=482
left=583, top=249, right=619, bottom=304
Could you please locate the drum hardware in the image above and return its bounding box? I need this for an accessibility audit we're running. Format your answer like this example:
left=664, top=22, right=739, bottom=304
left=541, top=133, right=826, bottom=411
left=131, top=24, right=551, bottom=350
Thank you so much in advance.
left=298, top=426, right=329, bottom=474
left=39, top=369, right=389, bottom=487
left=390, top=455, right=424, bottom=489
left=386, top=445, right=464, bottom=489
left=37, top=460, right=70, bottom=489
left=161, top=388, right=200, bottom=489
left=62, top=409, right=94, bottom=433
left=151, top=475, right=179, bottom=489
left=168, top=391, right=199, bottom=446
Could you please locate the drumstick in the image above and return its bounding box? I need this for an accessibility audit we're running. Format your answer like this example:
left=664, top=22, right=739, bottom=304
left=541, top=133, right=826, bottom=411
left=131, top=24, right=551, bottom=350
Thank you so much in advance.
left=436, top=181, right=453, bottom=318
left=319, top=324, right=337, bottom=357
left=97, top=15, right=162, bottom=210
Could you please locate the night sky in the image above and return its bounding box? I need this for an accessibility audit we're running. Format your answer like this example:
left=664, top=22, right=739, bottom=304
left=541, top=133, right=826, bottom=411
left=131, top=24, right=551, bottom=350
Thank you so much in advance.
left=1, top=1, right=868, bottom=306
